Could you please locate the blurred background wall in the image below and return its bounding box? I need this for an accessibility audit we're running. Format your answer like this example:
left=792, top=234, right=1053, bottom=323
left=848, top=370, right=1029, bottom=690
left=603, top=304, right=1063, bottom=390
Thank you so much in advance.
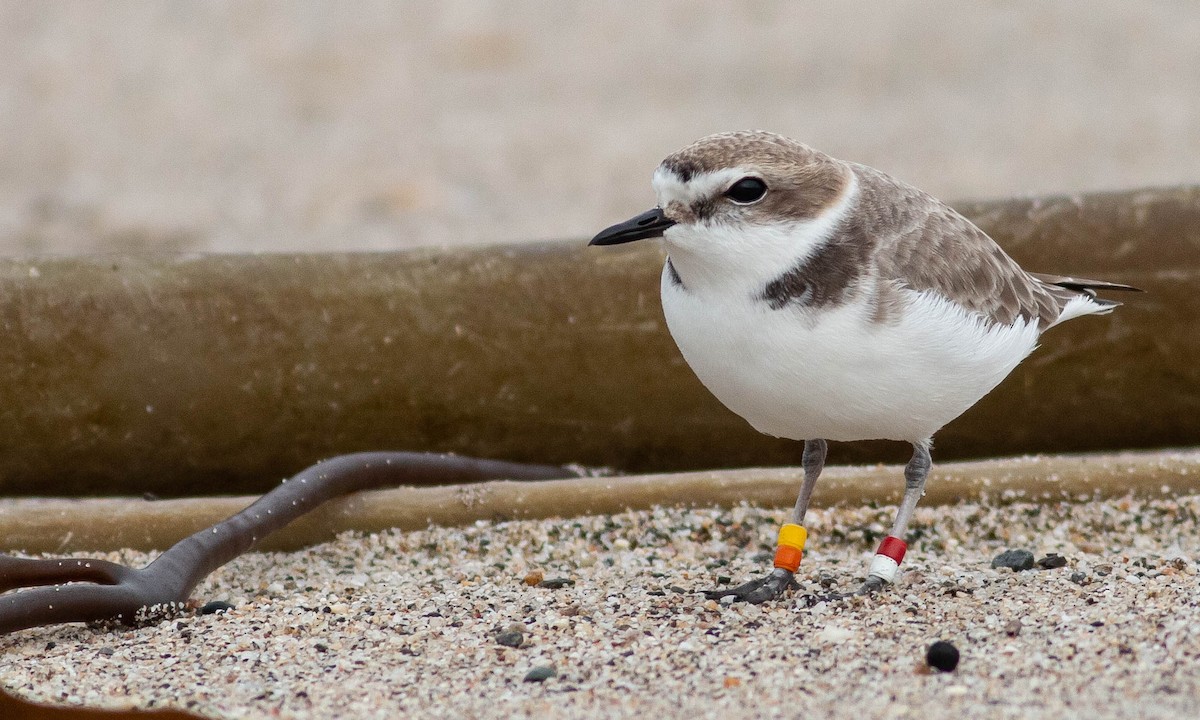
left=1, top=1, right=1198, bottom=255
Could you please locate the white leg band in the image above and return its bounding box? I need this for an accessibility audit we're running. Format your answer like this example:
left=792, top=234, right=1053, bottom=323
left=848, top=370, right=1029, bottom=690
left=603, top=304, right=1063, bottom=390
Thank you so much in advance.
left=868, top=554, right=900, bottom=584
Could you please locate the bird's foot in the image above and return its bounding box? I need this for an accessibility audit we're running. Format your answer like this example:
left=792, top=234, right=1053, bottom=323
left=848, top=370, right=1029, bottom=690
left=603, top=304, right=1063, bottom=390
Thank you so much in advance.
left=805, top=574, right=888, bottom=604
left=704, top=568, right=798, bottom=604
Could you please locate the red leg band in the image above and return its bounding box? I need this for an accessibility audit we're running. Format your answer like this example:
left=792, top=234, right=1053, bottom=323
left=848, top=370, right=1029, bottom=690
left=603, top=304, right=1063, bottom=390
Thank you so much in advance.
left=877, top=536, right=907, bottom=563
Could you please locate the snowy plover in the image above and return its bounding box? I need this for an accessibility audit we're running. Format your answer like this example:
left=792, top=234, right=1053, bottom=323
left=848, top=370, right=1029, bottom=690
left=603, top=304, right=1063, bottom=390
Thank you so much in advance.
left=590, top=131, right=1137, bottom=603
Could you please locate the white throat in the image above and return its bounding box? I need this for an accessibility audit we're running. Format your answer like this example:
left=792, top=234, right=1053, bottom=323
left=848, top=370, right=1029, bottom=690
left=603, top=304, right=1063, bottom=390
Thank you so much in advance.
left=660, top=172, right=859, bottom=297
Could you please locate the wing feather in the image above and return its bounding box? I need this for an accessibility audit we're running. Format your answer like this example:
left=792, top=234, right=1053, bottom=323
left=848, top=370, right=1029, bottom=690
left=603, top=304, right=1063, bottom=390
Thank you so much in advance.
left=850, top=164, right=1108, bottom=329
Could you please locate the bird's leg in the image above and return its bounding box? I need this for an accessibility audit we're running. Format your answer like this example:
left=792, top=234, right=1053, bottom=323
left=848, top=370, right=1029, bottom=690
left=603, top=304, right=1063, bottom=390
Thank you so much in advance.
left=789, top=438, right=827, bottom=526
left=845, top=441, right=931, bottom=597
left=705, top=438, right=827, bottom=604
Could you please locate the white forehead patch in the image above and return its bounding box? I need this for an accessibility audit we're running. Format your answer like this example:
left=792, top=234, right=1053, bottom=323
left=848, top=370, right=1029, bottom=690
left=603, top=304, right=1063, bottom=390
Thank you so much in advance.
left=652, top=166, right=747, bottom=209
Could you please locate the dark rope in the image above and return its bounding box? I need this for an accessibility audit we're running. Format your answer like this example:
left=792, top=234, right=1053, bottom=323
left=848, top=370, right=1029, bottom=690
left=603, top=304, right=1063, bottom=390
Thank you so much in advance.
left=0, top=452, right=574, bottom=635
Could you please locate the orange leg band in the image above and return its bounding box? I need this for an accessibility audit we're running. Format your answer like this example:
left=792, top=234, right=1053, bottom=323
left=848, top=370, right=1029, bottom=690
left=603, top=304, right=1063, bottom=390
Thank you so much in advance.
left=773, top=545, right=803, bottom=573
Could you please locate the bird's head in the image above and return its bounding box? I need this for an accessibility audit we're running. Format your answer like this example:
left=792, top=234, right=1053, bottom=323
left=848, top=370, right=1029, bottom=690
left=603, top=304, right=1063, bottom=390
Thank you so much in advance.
left=590, top=131, right=854, bottom=290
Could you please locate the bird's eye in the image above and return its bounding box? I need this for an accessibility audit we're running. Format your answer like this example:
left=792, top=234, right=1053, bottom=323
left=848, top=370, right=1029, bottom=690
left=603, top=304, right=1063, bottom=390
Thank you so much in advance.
left=724, top=177, right=768, bottom=204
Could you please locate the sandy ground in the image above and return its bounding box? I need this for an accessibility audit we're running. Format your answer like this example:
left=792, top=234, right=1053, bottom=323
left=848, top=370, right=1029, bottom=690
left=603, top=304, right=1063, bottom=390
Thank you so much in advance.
left=2, top=2, right=1200, bottom=254
left=1, top=493, right=1198, bottom=719
left=2, top=6, right=1198, bottom=719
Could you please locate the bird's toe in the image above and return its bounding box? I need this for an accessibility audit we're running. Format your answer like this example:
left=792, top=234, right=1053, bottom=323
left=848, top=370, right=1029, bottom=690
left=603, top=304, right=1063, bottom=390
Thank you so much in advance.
left=703, top=569, right=796, bottom=604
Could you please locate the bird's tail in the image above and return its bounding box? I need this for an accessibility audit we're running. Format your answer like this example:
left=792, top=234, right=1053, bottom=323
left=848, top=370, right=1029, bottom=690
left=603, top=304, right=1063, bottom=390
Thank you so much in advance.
left=1032, top=272, right=1142, bottom=325
left=1030, top=272, right=1142, bottom=297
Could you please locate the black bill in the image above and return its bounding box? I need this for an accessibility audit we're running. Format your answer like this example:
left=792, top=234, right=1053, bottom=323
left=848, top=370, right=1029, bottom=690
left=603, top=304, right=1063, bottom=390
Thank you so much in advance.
left=589, top=207, right=676, bottom=246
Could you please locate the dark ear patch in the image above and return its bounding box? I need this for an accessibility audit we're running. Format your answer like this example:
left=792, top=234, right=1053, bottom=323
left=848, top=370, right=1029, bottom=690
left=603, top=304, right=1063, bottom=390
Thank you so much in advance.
left=691, top=197, right=720, bottom=223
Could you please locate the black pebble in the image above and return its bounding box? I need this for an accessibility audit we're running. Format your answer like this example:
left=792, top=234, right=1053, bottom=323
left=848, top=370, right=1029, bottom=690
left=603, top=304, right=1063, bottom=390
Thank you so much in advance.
left=991, top=549, right=1035, bottom=571
left=524, top=665, right=556, bottom=682
left=496, top=629, right=524, bottom=648
left=98, top=647, right=116, bottom=657
left=537, top=578, right=575, bottom=589
left=199, top=600, right=235, bottom=615
left=1037, top=553, right=1068, bottom=570
left=926, top=640, right=959, bottom=672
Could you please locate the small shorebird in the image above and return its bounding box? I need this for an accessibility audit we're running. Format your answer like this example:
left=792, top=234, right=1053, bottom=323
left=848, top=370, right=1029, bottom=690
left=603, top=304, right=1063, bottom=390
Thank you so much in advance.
left=590, top=131, right=1137, bottom=602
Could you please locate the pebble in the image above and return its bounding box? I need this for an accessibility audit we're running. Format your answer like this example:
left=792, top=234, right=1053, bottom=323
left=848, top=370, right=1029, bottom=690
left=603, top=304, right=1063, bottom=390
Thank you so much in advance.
left=926, top=641, right=960, bottom=672
left=1037, top=553, right=1069, bottom=570
left=198, top=600, right=235, bottom=615
left=818, top=625, right=855, bottom=643
left=537, top=578, right=575, bottom=589
left=496, top=627, right=524, bottom=648
left=991, top=549, right=1036, bottom=571
left=524, top=665, right=556, bottom=683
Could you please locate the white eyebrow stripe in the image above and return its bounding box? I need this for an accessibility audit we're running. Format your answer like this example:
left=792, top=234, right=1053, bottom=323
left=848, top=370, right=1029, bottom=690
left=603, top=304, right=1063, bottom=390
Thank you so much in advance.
left=652, top=167, right=750, bottom=208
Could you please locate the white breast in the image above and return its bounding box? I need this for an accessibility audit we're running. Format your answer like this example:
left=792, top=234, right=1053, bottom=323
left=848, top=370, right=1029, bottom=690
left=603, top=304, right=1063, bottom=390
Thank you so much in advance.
left=660, top=269, right=1041, bottom=443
